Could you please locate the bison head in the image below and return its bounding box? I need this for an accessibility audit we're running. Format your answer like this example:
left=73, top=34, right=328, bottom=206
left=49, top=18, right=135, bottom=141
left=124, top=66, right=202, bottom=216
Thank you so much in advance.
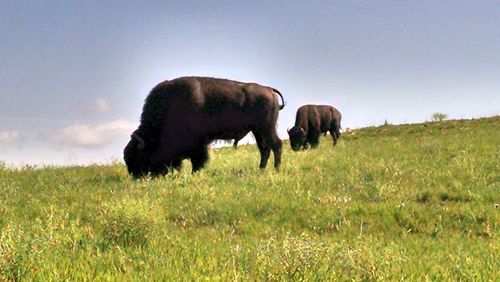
left=123, top=131, right=151, bottom=178
left=124, top=130, right=183, bottom=178
left=287, top=126, right=306, bottom=151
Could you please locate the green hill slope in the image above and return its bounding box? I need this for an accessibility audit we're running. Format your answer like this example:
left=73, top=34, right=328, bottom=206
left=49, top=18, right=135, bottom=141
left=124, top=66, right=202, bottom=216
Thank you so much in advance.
left=1, top=116, right=499, bottom=280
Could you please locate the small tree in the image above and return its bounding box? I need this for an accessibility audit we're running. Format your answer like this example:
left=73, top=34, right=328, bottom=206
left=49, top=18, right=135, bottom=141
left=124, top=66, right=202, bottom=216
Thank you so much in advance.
left=431, top=112, right=448, bottom=122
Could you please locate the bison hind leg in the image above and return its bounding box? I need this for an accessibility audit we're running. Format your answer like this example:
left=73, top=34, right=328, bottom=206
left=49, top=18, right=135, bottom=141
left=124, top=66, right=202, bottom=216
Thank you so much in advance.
left=254, top=128, right=282, bottom=170
left=190, top=145, right=209, bottom=172
left=328, top=128, right=338, bottom=146
left=253, top=132, right=271, bottom=169
left=330, top=120, right=340, bottom=146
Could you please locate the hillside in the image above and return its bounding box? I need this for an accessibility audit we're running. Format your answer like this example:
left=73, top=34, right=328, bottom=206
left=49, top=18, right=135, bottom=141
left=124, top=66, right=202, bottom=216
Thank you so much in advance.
left=1, top=116, right=499, bottom=280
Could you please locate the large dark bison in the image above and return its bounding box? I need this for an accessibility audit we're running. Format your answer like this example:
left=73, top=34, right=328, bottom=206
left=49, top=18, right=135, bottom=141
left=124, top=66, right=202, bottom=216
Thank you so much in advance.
left=287, top=104, right=342, bottom=151
left=124, top=77, right=285, bottom=177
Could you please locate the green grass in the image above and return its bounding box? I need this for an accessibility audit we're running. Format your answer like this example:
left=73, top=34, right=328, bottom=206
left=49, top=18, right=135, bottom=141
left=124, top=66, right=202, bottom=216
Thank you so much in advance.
left=1, top=116, right=499, bottom=281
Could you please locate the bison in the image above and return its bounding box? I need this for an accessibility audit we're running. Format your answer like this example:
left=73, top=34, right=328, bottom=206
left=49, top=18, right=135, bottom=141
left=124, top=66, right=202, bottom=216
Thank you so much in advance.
left=287, top=104, right=342, bottom=151
left=124, top=77, right=285, bottom=177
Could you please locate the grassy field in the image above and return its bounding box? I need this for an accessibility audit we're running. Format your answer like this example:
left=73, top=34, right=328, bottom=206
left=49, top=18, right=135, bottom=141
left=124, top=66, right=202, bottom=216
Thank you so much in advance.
left=1, top=116, right=499, bottom=281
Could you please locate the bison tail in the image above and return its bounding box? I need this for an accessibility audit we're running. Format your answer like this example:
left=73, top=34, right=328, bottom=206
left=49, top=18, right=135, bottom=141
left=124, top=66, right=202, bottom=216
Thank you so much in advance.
left=272, top=88, right=286, bottom=110
left=330, top=108, right=342, bottom=130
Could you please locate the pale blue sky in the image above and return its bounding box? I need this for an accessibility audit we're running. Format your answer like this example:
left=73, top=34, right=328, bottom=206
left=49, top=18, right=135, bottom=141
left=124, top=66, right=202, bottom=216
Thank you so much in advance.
left=1, top=1, right=499, bottom=166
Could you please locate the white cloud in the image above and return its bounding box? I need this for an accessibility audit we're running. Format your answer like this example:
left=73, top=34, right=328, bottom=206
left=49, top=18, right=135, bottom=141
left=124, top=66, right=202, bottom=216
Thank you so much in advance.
left=86, top=98, right=110, bottom=113
left=0, top=130, right=21, bottom=144
left=47, top=119, right=137, bottom=148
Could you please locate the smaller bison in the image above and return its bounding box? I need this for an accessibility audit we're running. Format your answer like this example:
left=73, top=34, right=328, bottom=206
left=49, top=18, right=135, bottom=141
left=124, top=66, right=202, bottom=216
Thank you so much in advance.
left=287, top=105, right=342, bottom=151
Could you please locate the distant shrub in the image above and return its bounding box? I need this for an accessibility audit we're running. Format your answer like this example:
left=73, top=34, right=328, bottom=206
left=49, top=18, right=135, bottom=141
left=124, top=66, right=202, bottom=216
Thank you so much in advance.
left=432, top=112, right=448, bottom=122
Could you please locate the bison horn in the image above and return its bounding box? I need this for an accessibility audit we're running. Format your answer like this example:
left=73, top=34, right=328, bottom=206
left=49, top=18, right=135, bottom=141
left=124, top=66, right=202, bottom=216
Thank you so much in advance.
left=300, top=127, right=305, bottom=133
left=132, top=132, right=145, bottom=150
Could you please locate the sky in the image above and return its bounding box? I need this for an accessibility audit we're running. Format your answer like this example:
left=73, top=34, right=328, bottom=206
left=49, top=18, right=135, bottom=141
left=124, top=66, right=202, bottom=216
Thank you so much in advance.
left=1, top=1, right=499, bottom=166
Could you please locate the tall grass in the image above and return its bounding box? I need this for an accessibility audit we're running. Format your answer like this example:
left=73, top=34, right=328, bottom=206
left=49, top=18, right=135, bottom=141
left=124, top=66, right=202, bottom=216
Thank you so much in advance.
left=1, top=116, right=499, bottom=280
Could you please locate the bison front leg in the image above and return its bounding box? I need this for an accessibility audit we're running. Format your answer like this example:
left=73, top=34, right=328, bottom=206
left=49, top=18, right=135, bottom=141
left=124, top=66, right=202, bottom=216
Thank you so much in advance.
left=309, top=132, right=321, bottom=148
left=161, top=158, right=182, bottom=175
left=190, top=145, right=209, bottom=172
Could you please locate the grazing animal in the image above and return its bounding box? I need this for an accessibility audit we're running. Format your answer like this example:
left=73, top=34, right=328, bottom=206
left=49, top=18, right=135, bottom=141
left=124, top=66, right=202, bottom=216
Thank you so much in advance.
left=124, top=77, right=285, bottom=177
left=287, top=104, right=342, bottom=151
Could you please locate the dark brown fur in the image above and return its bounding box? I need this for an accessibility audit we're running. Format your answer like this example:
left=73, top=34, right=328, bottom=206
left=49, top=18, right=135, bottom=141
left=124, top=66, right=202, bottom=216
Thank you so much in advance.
left=287, top=104, right=342, bottom=151
left=124, top=77, right=285, bottom=177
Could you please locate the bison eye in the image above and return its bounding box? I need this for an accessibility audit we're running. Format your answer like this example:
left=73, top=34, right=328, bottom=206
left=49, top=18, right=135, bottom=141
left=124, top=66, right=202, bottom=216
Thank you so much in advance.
left=137, top=143, right=145, bottom=150
left=131, top=132, right=146, bottom=150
